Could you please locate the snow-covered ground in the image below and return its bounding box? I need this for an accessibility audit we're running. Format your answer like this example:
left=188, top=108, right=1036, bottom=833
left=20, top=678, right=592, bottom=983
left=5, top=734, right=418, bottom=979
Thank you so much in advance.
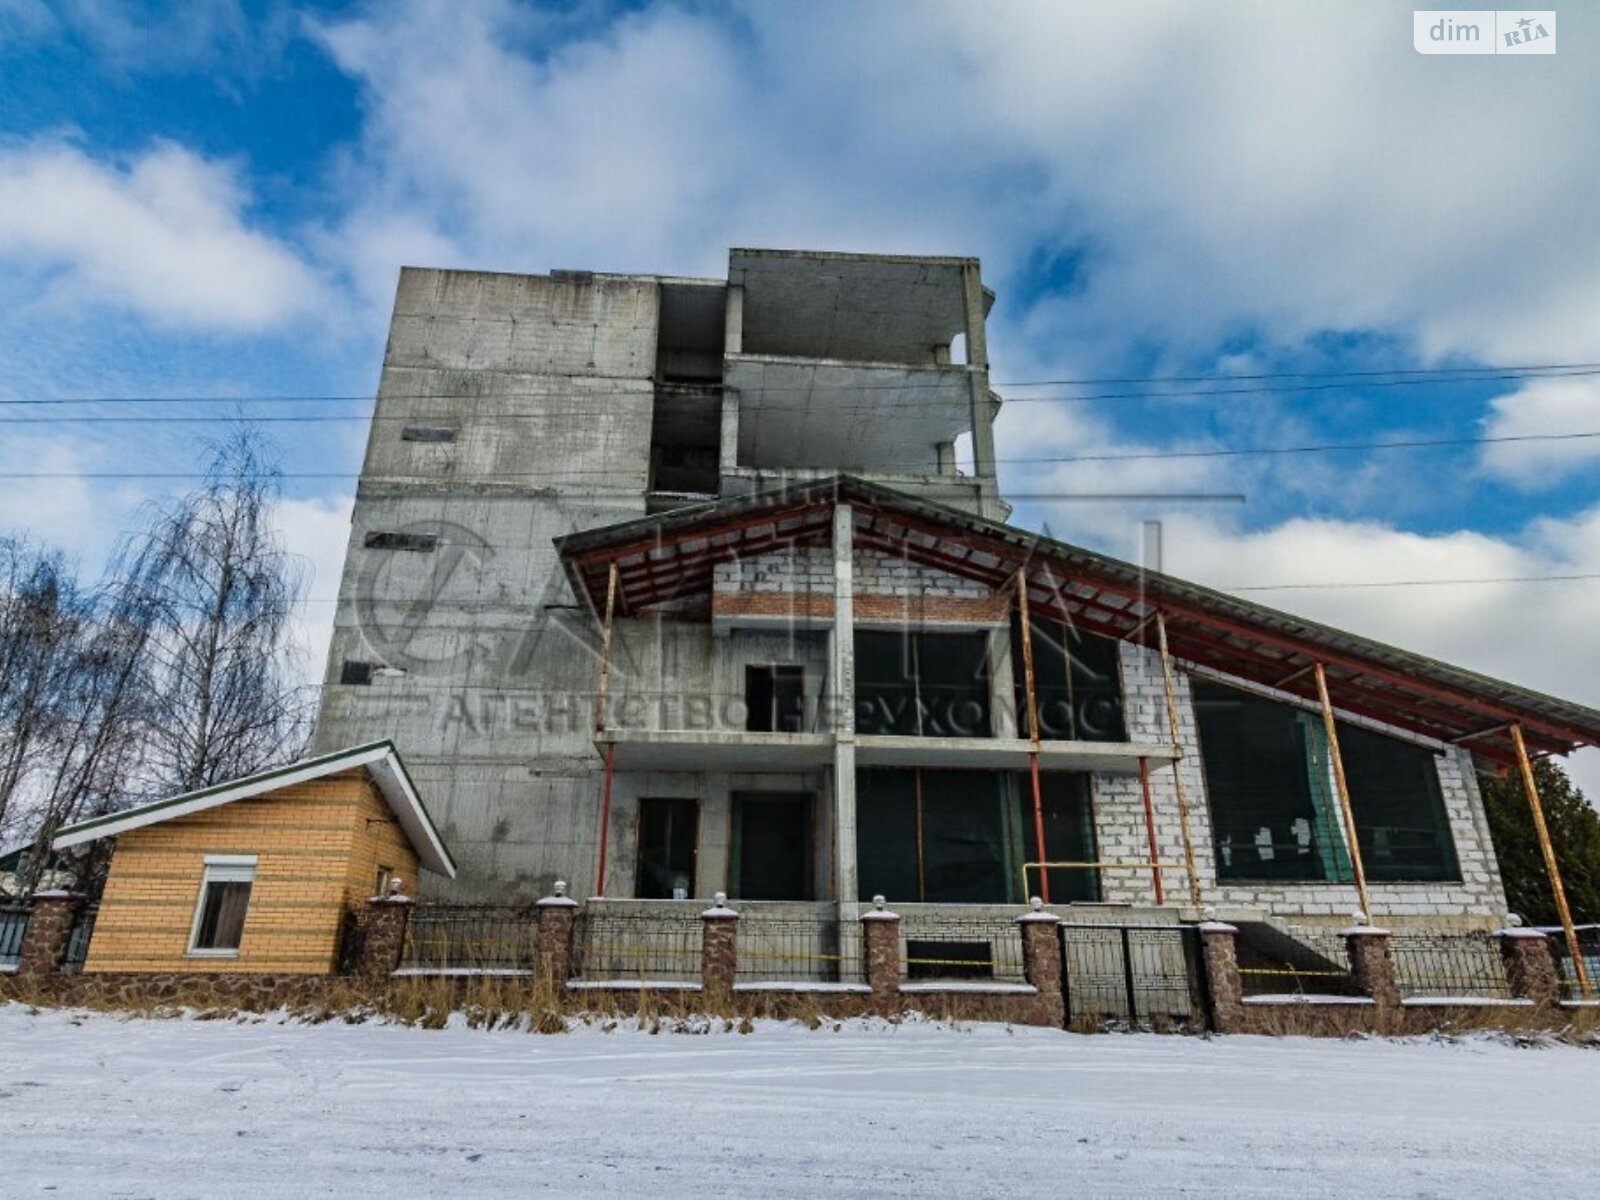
left=2, top=1005, right=1595, bottom=1197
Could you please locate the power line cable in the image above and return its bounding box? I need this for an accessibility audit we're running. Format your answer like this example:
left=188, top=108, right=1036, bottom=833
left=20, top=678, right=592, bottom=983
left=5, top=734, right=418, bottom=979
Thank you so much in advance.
left=3, top=428, right=1597, bottom=477
left=2, top=360, right=1597, bottom=409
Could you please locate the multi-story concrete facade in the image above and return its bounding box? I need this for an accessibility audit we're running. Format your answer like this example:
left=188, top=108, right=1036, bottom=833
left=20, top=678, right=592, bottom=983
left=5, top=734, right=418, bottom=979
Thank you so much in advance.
left=316, top=249, right=1600, bottom=955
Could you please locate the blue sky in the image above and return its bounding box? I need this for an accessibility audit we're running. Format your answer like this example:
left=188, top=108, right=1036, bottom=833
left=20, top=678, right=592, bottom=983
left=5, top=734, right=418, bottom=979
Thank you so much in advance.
left=2, top=0, right=1598, bottom=786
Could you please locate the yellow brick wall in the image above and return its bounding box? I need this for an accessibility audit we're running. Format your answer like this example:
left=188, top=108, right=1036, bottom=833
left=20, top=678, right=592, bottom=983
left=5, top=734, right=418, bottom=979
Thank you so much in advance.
left=85, top=770, right=420, bottom=975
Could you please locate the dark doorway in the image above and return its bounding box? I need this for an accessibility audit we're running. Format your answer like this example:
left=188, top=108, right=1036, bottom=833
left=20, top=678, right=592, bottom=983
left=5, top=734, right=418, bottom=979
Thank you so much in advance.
left=745, top=664, right=805, bottom=732
left=731, top=793, right=813, bottom=900
left=635, top=797, right=699, bottom=899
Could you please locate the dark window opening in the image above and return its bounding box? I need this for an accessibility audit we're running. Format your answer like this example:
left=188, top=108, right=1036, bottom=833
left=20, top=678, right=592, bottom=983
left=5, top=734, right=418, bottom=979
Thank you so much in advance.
left=730, top=793, right=812, bottom=900
left=635, top=797, right=698, bottom=899
left=363, top=531, right=438, bottom=552
left=400, top=424, right=457, bottom=443
left=340, top=660, right=374, bottom=686
left=1012, top=616, right=1127, bottom=742
left=855, top=630, right=992, bottom=738
left=856, top=768, right=1098, bottom=904
left=650, top=284, right=725, bottom=495
left=1340, top=722, right=1460, bottom=882
left=745, top=665, right=805, bottom=732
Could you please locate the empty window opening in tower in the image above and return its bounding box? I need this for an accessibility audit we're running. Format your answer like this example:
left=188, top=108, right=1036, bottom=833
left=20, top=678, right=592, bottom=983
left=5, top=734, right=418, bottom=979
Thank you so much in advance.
left=650, top=283, right=726, bottom=495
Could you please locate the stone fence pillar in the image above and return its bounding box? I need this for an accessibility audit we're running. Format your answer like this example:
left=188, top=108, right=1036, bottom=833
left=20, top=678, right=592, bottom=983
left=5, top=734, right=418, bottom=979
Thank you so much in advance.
left=1345, top=922, right=1400, bottom=1030
left=16, top=891, right=85, bottom=981
left=358, top=883, right=413, bottom=981
left=701, top=893, right=738, bottom=1009
left=1500, top=926, right=1560, bottom=1009
left=861, top=896, right=901, bottom=1000
left=1016, top=898, right=1064, bottom=1028
left=536, top=881, right=580, bottom=994
left=1197, top=920, right=1248, bottom=1034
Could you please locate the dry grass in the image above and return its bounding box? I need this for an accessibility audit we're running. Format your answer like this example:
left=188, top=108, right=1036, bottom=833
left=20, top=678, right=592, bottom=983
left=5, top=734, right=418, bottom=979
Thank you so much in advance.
left=6, top=972, right=1596, bottom=1045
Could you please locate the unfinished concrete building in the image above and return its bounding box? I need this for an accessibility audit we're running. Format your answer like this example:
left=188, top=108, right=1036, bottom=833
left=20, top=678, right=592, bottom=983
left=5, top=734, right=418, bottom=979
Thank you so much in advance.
left=316, top=249, right=1600, bottom=992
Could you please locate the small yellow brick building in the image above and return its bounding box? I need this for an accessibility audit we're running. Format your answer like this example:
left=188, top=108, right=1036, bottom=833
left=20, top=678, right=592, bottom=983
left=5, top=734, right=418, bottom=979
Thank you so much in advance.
left=53, top=742, right=455, bottom=975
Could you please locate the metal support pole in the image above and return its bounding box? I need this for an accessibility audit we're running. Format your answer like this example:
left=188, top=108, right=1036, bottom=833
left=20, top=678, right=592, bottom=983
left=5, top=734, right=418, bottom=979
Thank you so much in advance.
left=593, top=561, right=619, bottom=733
left=1016, top=570, right=1051, bottom=905
left=1511, top=723, right=1592, bottom=997
left=1154, top=613, right=1203, bottom=910
left=594, top=741, right=616, bottom=899
left=1314, top=663, right=1372, bottom=921
left=591, top=561, right=621, bottom=900
left=1138, top=757, right=1165, bottom=905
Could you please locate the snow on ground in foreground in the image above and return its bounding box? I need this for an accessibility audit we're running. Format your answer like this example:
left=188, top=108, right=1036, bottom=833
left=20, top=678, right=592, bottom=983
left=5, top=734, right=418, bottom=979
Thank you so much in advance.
left=2, top=1006, right=1596, bottom=1198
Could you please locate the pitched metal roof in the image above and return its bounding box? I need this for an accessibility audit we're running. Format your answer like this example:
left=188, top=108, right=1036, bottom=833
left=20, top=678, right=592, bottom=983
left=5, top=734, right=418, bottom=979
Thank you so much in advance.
left=556, top=475, right=1600, bottom=767
left=52, top=741, right=457, bottom=878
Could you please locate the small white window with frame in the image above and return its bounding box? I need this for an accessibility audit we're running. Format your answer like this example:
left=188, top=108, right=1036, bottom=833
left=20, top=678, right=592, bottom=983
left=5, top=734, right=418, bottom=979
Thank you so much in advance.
left=187, top=855, right=258, bottom=957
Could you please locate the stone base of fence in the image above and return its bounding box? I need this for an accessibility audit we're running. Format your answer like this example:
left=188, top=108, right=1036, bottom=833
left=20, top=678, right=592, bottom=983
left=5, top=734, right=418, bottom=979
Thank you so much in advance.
left=8, top=883, right=1595, bottom=1038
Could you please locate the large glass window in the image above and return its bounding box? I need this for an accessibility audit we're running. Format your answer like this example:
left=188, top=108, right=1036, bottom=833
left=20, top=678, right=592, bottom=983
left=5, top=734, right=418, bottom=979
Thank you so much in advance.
left=1012, top=617, right=1127, bottom=742
left=1194, top=681, right=1352, bottom=882
left=856, top=769, right=1098, bottom=903
left=1193, top=679, right=1459, bottom=884
left=1340, top=723, right=1460, bottom=882
left=855, top=631, right=992, bottom=738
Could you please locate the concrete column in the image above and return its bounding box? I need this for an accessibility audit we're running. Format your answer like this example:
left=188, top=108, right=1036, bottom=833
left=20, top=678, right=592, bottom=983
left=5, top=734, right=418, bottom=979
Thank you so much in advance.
left=1197, top=921, right=1248, bottom=1034
left=358, top=892, right=413, bottom=981
left=1500, top=926, right=1561, bottom=1009
left=960, top=262, right=1001, bottom=518
left=861, top=896, right=901, bottom=997
left=987, top=623, right=1017, bottom=737
left=536, top=881, right=581, bottom=993
left=723, top=284, right=744, bottom=356
left=701, top=893, right=739, bottom=1008
left=830, top=503, right=858, bottom=908
left=15, top=891, right=84, bottom=980
left=1016, top=900, right=1065, bottom=1028
left=1344, top=924, right=1400, bottom=1029
left=718, top=389, right=741, bottom=480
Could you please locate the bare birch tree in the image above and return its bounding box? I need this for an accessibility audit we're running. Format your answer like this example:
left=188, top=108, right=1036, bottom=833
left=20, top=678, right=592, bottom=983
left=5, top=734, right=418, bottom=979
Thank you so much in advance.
left=115, top=428, right=312, bottom=795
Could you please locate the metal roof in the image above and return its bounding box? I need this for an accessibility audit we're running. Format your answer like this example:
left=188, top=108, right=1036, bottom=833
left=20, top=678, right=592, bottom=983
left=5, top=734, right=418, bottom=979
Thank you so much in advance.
left=53, top=741, right=457, bottom=878
left=556, top=476, right=1600, bottom=767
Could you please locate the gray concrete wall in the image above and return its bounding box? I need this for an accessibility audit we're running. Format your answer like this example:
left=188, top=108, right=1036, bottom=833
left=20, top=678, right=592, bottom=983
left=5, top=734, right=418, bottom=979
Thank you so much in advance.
left=315, top=268, right=661, bottom=900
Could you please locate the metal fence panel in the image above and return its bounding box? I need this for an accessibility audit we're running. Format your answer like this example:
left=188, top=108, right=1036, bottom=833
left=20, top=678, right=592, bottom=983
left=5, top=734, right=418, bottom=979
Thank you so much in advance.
left=897, top=914, right=1026, bottom=984
left=1060, top=923, right=1203, bottom=1026
left=0, top=905, right=28, bottom=970
left=1390, top=932, right=1512, bottom=999
left=400, top=904, right=539, bottom=972
left=570, top=907, right=703, bottom=983
left=735, top=915, right=842, bottom=983
left=60, top=903, right=97, bottom=972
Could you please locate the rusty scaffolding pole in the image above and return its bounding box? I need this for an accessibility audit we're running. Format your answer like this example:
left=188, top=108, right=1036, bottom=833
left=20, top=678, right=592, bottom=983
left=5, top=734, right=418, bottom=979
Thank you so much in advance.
left=1154, top=613, right=1203, bottom=910
left=1313, top=663, right=1373, bottom=922
left=592, top=561, right=620, bottom=899
left=1138, top=757, right=1165, bottom=905
left=1510, top=723, right=1593, bottom=998
left=1015, top=570, right=1051, bottom=905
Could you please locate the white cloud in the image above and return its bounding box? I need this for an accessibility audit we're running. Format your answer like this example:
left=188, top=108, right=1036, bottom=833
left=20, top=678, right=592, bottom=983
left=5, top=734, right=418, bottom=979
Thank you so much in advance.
left=1479, top=377, right=1600, bottom=487
left=0, top=140, right=322, bottom=332
left=273, top=493, right=355, bottom=686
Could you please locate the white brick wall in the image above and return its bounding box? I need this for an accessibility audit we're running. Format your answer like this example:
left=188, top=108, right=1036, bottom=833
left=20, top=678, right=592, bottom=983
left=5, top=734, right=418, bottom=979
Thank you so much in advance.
left=714, top=546, right=993, bottom=603
left=1090, top=642, right=1508, bottom=925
